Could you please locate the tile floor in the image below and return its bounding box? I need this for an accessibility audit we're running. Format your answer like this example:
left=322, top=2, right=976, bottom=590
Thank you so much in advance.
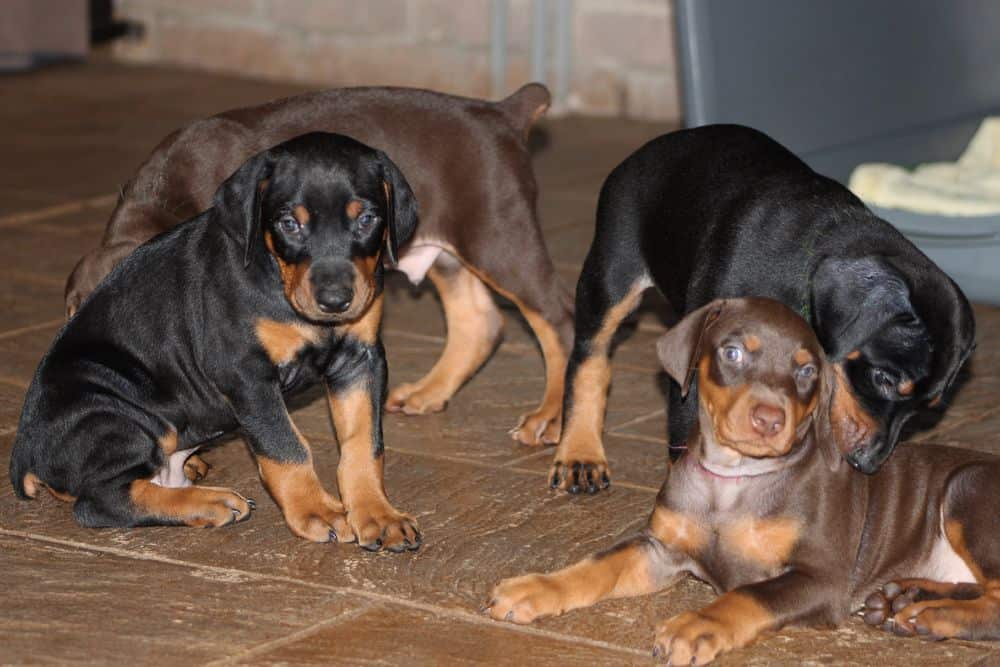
left=2, top=61, right=1000, bottom=665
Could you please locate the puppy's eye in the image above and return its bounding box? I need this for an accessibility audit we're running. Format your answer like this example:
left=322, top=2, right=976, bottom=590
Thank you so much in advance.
left=721, top=345, right=744, bottom=364
left=277, top=215, right=301, bottom=234
left=796, top=364, right=817, bottom=379
left=357, top=212, right=380, bottom=228
left=872, top=368, right=894, bottom=389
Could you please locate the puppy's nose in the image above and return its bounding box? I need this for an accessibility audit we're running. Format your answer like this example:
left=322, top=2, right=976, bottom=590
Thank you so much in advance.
left=750, top=403, right=785, bottom=436
left=315, top=285, right=353, bottom=314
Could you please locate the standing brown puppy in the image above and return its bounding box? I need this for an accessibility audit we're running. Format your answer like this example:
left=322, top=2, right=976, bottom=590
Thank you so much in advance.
left=488, top=298, right=1000, bottom=664
left=65, top=84, right=572, bottom=446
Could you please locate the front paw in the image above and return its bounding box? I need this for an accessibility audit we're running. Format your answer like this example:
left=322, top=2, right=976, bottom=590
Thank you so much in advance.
left=653, top=611, right=734, bottom=665
left=283, top=492, right=353, bottom=544
left=347, top=499, right=421, bottom=552
left=486, top=574, right=565, bottom=624
left=549, top=458, right=610, bottom=494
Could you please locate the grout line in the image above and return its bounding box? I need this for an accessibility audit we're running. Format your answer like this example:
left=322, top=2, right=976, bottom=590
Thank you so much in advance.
left=0, top=529, right=647, bottom=658
left=0, top=318, right=63, bottom=341
left=201, top=605, right=371, bottom=667
left=0, top=193, right=118, bottom=228
left=500, top=448, right=554, bottom=468
left=608, top=432, right=668, bottom=446
left=607, top=408, right=666, bottom=433
left=302, top=430, right=660, bottom=494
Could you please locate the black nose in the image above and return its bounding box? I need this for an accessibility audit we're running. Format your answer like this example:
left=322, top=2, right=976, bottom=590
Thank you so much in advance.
left=315, top=286, right=353, bottom=313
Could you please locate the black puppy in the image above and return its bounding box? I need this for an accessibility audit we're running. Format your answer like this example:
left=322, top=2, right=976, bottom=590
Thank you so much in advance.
left=10, top=132, right=421, bottom=552
left=552, top=124, right=976, bottom=492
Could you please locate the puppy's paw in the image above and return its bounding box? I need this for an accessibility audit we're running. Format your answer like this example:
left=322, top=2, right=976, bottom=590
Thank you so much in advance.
left=385, top=382, right=449, bottom=415
left=179, top=486, right=254, bottom=527
left=510, top=408, right=561, bottom=446
left=653, top=611, right=734, bottom=665
left=347, top=499, right=421, bottom=553
left=549, top=459, right=610, bottom=494
left=283, top=491, right=353, bottom=544
left=486, top=574, right=565, bottom=624
left=863, top=579, right=991, bottom=640
left=183, top=454, right=210, bottom=482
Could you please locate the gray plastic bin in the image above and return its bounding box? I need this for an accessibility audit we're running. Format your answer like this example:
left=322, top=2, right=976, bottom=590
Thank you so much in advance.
left=675, top=0, right=1000, bottom=303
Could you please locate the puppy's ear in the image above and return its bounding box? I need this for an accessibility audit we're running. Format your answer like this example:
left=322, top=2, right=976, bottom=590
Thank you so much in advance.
left=213, top=151, right=274, bottom=268
left=811, top=256, right=924, bottom=360
left=656, top=300, right=727, bottom=396
left=376, top=150, right=418, bottom=264
left=813, top=360, right=850, bottom=472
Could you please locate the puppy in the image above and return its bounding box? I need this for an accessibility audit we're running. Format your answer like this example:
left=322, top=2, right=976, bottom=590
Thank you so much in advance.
left=552, top=124, right=975, bottom=493
left=489, top=298, right=999, bottom=663
left=64, top=84, right=572, bottom=446
left=11, top=132, right=421, bottom=552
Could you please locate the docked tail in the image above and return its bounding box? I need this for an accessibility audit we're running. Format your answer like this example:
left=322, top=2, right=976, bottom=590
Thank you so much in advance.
left=496, top=82, right=551, bottom=141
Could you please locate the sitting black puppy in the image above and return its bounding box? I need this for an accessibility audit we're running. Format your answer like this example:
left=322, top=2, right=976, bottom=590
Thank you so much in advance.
left=10, top=132, right=421, bottom=553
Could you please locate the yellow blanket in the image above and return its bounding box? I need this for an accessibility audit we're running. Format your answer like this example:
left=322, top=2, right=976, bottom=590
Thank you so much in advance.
left=849, top=118, right=1000, bottom=216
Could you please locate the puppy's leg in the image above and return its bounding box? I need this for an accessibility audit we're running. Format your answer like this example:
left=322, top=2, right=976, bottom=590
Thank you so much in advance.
left=386, top=255, right=503, bottom=415
left=69, top=420, right=251, bottom=528
left=228, top=386, right=351, bottom=544
left=865, top=463, right=1000, bottom=640
left=487, top=534, right=687, bottom=623
left=332, top=295, right=420, bottom=553
left=448, top=196, right=574, bottom=446
left=653, top=570, right=842, bottom=665
left=550, top=268, right=648, bottom=493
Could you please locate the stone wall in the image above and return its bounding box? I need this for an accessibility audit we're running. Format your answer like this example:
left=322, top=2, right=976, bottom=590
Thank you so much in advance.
left=111, top=0, right=680, bottom=121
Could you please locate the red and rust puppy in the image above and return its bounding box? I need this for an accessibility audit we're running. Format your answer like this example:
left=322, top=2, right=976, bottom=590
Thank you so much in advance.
left=552, top=125, right=974, bottom=494
left=64, top=84, right=571, bottom=447
left=11, top=132, right=421, bottom=552
left=488, top=298, right=1000, bottom=663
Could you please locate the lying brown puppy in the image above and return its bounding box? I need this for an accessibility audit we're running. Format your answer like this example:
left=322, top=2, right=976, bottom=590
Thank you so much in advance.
left=488, top=297, right=998, bottom=664
left=65, top=84, right=571, bottom=445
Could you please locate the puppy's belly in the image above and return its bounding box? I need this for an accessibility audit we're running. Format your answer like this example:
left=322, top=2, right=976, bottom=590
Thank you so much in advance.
left=150, top=448, right=199, bottom=488
left=915, top=531, right=977, bottom=584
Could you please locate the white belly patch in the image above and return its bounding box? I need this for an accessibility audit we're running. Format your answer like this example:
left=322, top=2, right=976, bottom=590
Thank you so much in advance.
left=917, top=519, right=978, bottom=584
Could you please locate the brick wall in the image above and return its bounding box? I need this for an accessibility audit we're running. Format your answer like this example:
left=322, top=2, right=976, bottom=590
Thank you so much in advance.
left=111, top=0, right=680, bottom=121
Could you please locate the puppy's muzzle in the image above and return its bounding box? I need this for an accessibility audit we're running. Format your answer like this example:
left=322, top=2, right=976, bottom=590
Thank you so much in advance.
left=310, top=261, right=355, bottom=315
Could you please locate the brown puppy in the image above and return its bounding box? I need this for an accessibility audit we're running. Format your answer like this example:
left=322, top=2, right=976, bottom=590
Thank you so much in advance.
left=488, top=298, right=1000, bottom=664
left=65, top=84, right=572, bottom=446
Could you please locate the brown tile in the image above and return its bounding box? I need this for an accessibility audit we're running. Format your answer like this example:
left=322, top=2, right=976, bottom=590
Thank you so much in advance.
left=0, top=534, right=360, bottom=665
left=235, top=604, right=643, bottom=666
left=0, top=323, right=58, bottom=384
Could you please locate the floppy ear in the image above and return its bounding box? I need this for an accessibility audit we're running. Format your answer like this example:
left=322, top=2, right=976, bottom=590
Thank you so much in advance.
left=813, top=360, right=848, bottom=472
left=656, top=299, right=727, bottom=396
left=376, top=150, right=418, bottom=264
left=811, top=256, right=923, bottom=360
left=903, top=264, right=976, bottom=402
left=212, top=150, right=274, bottom=268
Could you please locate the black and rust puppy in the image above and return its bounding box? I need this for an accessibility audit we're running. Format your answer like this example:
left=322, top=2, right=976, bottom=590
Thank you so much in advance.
left=10, top=132, right=421, bottom=552
left=489, top=298, right=1000, bottom=663
left=552, top=124, right=975, bottom=493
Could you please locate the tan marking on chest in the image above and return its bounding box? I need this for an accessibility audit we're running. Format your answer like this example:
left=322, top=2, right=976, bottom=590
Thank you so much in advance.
left=336, top=294, right=383, bottom=345
left=649, top=506, right=708, bottom=554
left=256, top=318, right=321, bottom=365
left=720, top=516, right=800, bottom=569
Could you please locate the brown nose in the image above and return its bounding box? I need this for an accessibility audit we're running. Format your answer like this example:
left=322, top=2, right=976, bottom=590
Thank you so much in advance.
left=750, top=403, right=785, bottom=436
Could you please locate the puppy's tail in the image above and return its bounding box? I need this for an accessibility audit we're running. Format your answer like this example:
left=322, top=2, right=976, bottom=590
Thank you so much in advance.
left=496, top=82, right=550, bottom=141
